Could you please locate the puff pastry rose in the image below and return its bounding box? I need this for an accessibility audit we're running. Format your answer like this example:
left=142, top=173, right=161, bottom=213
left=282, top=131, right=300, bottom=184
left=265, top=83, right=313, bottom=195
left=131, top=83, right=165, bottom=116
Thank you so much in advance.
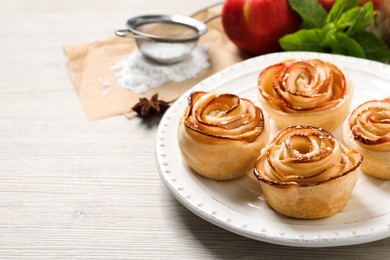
left=254, top=125, right=362, bottom=219
left=258, top=59, right=353, bottom=131
left=178, top=91, right=270, bottom=180
left=343, top=98, right=390, bottom=179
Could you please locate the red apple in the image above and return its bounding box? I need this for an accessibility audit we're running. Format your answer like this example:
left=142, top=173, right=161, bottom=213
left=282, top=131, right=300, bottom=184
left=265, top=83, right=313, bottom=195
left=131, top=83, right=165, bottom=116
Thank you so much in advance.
left=318, top=0, right=384, bottom=11
left=318, top=0, right=336, bottom=11
left=359, top=0, right=383, bottom=9
left=222, top=0, right=301, bottom=56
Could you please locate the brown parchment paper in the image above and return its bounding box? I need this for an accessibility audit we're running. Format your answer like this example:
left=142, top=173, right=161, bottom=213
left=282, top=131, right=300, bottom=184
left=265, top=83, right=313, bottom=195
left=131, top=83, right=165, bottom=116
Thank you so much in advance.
left=64, top=5, right=246, bottom=120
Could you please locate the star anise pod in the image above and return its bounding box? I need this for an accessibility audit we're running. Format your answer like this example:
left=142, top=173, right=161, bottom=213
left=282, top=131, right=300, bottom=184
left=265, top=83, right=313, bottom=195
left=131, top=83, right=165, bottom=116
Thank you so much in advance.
left=132, top=93, right=170, bottom=119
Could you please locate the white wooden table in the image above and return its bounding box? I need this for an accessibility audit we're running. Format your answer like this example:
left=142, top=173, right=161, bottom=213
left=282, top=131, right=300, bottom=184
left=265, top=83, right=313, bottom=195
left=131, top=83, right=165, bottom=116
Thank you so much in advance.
left=1, top=0, right=389, bottom=258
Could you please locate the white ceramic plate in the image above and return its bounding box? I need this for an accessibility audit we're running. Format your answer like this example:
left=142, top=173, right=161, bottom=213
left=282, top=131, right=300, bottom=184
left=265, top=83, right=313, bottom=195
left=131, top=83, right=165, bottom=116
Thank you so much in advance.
left=155, top=52, right=390, bottom=247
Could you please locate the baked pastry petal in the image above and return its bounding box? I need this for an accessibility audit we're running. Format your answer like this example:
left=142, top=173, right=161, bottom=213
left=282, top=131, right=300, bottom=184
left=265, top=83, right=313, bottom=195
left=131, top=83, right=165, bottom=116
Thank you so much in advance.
left=343, top=98, right=390, bottom=179
left=178, top=91, right=270, bottom=180
left=254, top=125, right=362, bottom=219
left=258, top=59, right=353, bottom=131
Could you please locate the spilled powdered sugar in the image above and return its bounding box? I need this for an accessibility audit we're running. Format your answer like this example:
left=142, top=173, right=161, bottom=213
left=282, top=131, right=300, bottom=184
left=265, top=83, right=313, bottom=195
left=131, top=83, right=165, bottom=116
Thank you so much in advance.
left=110, top=45, right=209, bottom=94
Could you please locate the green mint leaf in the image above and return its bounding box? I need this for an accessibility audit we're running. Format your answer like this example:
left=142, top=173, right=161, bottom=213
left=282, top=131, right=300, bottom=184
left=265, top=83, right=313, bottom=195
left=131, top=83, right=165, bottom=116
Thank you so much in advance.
left=288, top=0, right=327, bottom=29
left=328, top=32, right=365, bottom=58
left=336, top=2, right=375, bottom=36
left=280, top=0, right=390, bottom=63
left=279, top=29, right=328, bottom=52
left=326, top=0, right=359, bottom=23
left=353, top=31, right=390, bottom=62
left=319, top=23, right=338, bottom=45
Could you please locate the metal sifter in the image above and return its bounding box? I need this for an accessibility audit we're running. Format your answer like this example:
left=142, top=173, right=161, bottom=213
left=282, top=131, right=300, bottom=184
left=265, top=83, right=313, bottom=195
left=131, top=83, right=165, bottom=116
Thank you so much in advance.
left=115, top=14, right=208, bottom=64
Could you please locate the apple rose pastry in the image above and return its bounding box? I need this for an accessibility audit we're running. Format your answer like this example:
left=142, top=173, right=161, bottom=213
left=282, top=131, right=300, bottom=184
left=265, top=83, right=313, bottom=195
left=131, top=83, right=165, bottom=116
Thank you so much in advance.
left=258, top=59, right=353, bottom=131
left=178, top=91, right=270, bottom=180
left=254, top=125, right=362, bottom=219
left=343, top=98, right=390, bottom=179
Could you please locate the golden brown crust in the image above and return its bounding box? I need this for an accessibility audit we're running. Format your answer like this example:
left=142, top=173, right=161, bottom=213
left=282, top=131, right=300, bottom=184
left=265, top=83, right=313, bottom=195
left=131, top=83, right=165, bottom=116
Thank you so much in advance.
left=178, top=91, right=270, bottom=180
left=254, top=125, right=362, bottom=219
left=258, top=59, right=353, bottom=131
left=343, top=98, right=390, bottom=179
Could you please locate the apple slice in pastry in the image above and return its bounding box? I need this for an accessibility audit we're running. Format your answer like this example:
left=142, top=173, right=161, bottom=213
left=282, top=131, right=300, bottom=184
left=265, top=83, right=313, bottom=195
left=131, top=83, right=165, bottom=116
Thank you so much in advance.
left=343, top=98, right=390, bottom=179
left=254, top=125, right=362, bottom=219
left=258, top=59, right=353, bottom=131
left=178, top=91, right=270, bottom=180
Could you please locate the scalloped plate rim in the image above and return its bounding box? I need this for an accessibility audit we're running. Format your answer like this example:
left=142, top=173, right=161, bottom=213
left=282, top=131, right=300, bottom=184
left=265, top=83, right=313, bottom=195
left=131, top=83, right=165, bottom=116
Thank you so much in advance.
left=155, top=51, right=390, bottom=247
